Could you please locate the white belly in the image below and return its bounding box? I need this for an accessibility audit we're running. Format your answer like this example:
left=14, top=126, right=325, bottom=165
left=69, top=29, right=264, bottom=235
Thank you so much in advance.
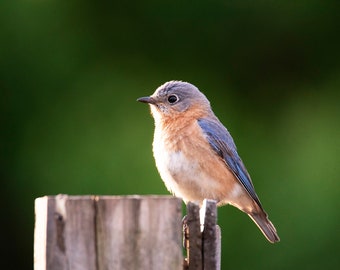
left=152, top=128, right=222, bottom=203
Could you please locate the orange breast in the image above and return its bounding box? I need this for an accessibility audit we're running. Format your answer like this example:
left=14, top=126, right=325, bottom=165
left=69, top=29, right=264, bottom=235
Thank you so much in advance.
left=153, top=115, right=246, bottom=205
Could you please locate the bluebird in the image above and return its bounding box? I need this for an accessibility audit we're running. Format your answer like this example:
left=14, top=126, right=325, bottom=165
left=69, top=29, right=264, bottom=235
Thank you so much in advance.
left=137, top=81, right=280, bottom=243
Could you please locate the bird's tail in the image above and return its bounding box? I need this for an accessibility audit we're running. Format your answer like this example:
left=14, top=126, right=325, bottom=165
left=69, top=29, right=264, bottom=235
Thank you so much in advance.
left=248, top=210, right=280, bottom=243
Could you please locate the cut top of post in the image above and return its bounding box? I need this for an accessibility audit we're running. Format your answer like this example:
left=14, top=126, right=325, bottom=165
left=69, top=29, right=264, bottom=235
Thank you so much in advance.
left=34, top=195, right=183, bottom=270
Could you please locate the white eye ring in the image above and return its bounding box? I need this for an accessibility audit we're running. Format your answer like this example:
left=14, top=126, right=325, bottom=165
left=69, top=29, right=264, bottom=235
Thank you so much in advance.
left=167, top=94, right=179, bottom=104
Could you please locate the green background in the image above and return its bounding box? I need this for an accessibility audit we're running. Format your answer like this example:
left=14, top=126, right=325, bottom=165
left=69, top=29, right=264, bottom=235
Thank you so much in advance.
left=1, top=0, right=339, bottom=269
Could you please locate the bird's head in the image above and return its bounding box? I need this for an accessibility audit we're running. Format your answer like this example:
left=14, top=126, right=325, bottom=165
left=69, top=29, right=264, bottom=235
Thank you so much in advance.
left=137, top=81, right=211, bottom=122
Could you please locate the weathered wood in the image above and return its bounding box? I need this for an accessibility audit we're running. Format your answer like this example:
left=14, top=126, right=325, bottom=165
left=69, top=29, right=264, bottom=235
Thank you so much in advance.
left=34, top=195, right=97, bottom=270
left=186, top=202, right=202, bottom=270
left=184, top=200, right=221, bottom=270
left=95, top=196, right=183, bottom=270
left=202, top=200, right=221, bottom=270
left=34, top=195, right=183, bottom=270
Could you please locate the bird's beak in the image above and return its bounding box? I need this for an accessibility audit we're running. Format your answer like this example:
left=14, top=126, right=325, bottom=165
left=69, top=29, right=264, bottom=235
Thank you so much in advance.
left=137, top=96, right=156, bottom=104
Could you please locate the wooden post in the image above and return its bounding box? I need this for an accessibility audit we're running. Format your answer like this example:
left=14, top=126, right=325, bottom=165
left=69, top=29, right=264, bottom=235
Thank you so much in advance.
left=35, top=196, right=221, bottom=270
left=185, top=202, right=202, bottom=270
left=184, top=199, right=221, bottom=270
left=202, top=200, right=221, bottom=270
left=34, top=195, right=183, bottom=270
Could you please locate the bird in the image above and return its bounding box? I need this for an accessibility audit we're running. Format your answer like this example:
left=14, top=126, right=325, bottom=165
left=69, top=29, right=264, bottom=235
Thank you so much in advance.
left=137, top=80, right=280, bottom=243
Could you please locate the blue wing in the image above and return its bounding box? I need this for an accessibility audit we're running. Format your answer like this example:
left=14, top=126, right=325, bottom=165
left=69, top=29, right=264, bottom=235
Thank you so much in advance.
left=197, top=118, right=262, bottom=207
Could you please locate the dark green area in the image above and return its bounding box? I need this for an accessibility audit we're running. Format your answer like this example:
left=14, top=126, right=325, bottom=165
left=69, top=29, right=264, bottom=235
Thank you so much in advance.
left=1, top=0, right=339, bottom=269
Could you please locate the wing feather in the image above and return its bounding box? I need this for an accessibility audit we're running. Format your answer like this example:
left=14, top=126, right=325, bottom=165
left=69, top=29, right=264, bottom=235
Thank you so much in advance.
left=197, top=118, right=262, bottom=207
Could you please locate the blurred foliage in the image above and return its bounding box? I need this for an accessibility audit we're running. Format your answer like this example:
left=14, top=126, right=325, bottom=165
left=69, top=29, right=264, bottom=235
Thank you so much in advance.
left=1, top=0, right=339, bottom=269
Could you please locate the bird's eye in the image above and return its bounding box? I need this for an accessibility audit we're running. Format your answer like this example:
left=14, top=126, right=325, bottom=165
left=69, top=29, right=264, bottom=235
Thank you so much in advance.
left=167, top=95, right=178, bottom=104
